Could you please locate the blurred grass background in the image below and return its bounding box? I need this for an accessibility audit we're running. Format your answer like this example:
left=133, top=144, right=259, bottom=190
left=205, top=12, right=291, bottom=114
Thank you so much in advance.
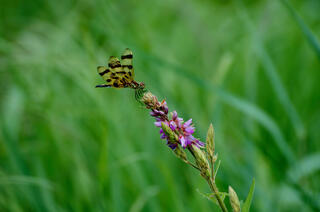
left=0, top=0, right=320, bottom=211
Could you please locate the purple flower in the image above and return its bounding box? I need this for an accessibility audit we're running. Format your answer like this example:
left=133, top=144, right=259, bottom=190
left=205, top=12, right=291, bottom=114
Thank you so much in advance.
left=151, top=104, right=204, bottom=149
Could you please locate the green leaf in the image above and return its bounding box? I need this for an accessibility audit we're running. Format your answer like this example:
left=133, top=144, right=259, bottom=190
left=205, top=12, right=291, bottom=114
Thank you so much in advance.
left=214, top=159, right=221, bottom=179
left=197, top=189, right=228, bottom=207
left=241, top=178, right=255, bottom=212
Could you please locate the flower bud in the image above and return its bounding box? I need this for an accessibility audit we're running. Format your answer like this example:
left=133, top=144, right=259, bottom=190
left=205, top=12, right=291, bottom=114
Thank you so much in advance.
left=161, top=122, right=179, bottom=143
left=190, top=145, right=211, bottom=180
left=173, top=145, right=188, bottom=163
left=228, top=186, right=240, bottom=212
left=141, top=91, right=158, bottom=109
left=206, top=123, right=215, bottom=157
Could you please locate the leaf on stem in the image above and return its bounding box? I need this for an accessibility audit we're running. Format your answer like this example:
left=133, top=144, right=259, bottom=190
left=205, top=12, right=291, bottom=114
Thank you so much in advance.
left=241, top=178, right=255, bottom=212
left=196, top=189, right=228, bottom=208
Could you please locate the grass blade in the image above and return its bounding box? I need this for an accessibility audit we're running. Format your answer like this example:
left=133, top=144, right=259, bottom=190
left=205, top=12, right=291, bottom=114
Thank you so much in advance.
left=235, top=0, right=305, bottom=141
left=281, top=0, right=320, bottom=60
left=288, top=153, right=320, bottom=182
left=241, top=178, right=255, bottom=212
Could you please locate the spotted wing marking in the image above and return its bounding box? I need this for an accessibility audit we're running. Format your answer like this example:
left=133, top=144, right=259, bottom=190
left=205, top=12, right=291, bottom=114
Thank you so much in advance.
left=109, top=56, right=131, bottom=88
left=96, top=66, right=112, bottom=87
left=96, top=49, right=135, bottom=88
left=121, top=48, right=134, bottom=82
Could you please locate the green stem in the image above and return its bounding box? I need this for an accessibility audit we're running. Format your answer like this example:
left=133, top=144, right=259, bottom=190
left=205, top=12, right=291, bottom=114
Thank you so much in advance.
left=187, top=146, right=227, bottom=211
left=207, top=178, right=228, bottom=212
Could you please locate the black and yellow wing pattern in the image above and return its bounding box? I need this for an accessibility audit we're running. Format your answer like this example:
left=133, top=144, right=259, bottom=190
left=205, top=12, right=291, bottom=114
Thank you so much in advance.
left=96, top=48, right=134, bottom=88
left=121, top=48, right=134, bottom=80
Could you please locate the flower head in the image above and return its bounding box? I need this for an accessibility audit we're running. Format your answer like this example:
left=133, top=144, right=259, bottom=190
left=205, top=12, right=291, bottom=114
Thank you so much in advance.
left=142, top=92, right=204, bottom=149
left=152, top=108, right=203, bottom=149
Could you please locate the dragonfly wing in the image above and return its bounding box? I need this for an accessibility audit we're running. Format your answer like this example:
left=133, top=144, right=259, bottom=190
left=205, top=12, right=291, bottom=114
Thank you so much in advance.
left=121, top=48, right=134, bottom=80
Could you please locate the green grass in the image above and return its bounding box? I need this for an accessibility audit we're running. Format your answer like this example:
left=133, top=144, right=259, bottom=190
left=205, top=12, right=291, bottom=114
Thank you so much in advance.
left=1, top=0, right=320, bottom=211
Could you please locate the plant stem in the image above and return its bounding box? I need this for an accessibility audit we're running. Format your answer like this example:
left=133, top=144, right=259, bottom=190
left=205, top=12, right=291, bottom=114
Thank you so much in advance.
left=207, top=178, right=228, bottom=212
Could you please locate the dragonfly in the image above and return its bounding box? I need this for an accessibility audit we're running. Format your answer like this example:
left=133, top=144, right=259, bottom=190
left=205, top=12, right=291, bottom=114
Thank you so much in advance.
left=96, top=48, right=146, bottom=100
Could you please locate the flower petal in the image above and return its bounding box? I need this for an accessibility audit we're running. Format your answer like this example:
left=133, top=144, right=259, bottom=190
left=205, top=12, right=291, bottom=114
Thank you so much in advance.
left=185, top=126, right=195, bottom=134
left=161, top=133, right=167, bottom=139
left=172, top=111, right=178, bottom=120
left=154, top=121, right=162, bottom=127
left=168, top=142, right=177, bottom=150
left=169, top=121, right=177, bottom=131
left=179, top=136, right=187, bottom=148
left=194, top=139, right=205, bottom=148
left=158, top=111, right=165, bottom=116
left=184, top=119, right=193, bottom=127
left=150, top=111, right=157, bottom=117
left=177, top=118, right=183, bottom=128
